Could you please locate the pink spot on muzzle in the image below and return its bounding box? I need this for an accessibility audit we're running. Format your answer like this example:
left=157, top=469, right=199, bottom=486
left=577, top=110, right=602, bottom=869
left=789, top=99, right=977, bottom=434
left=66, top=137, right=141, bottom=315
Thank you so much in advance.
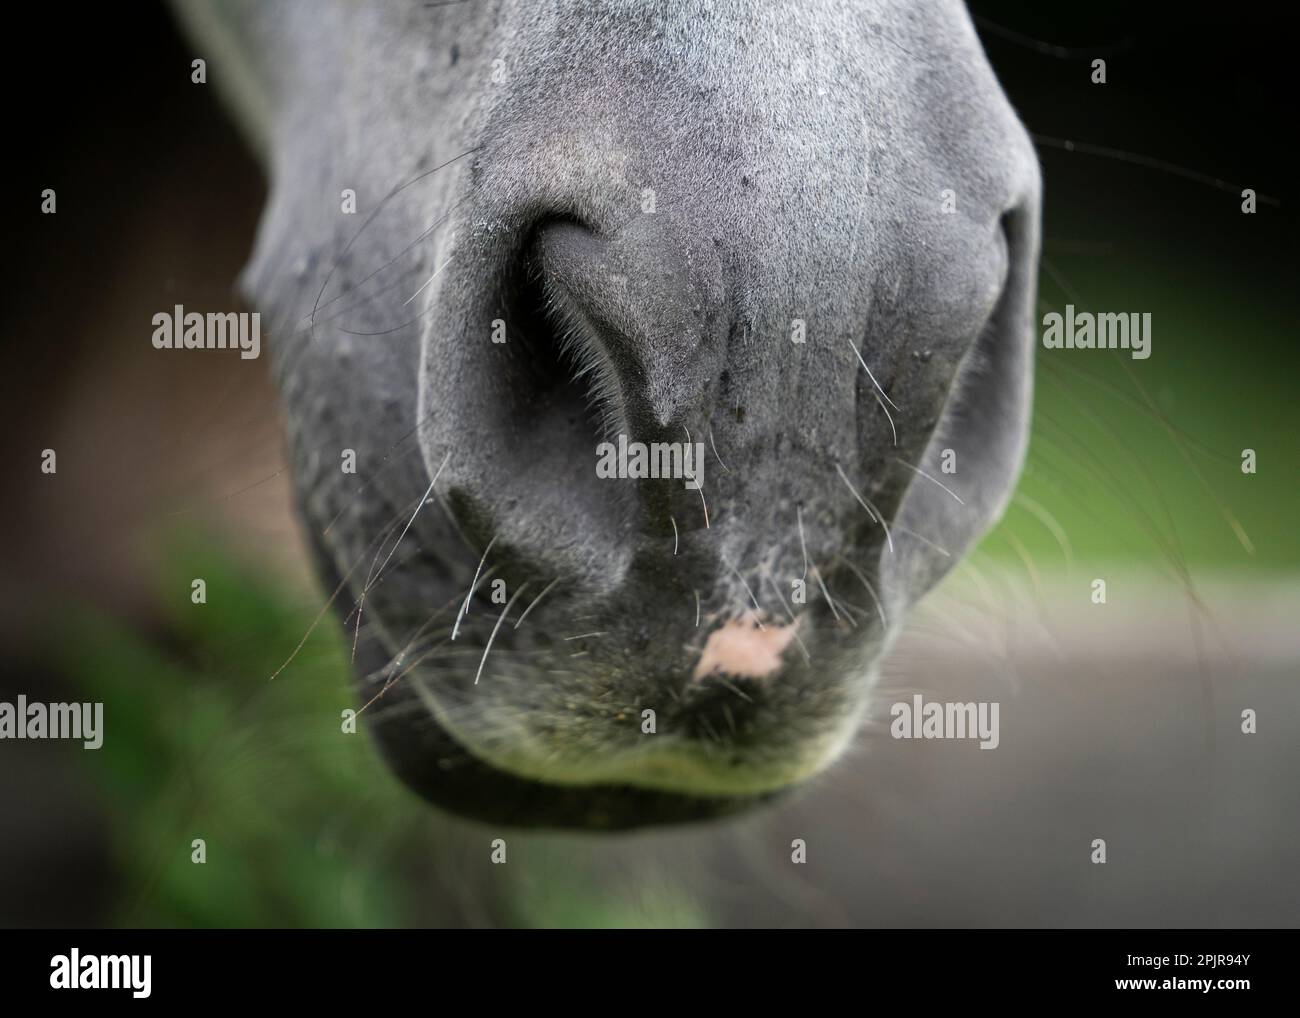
left=692, top=611, right=798, bottom=682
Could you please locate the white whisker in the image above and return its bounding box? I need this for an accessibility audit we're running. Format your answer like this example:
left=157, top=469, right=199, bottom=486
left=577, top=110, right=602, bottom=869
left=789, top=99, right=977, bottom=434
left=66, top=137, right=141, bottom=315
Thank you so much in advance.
left=370, top=451, right=451, bottom=586
left=708, top=426, right=729, bottom=472
left=835, top=553, right=888, bottom=629
left=762, top=571, right=811, bottom=663
left=812, top=566, right=851, bottom=627
left=873, top=391, right=898, bottom=446
left=402, top=251, right=457, bottom=307
left=834, top=463, right=878, bottom=523
left=847, top=339, right=902, bottom=410
left=475, top=582, right=527, bottom=685
left=859, top=490, right=894, bottom=555
left=893, top=457, right=964, bottom=505
left=514, top=576, right=560, bottom=630
left=452, top=535, right=496, bottom=640
left=727, top=560, right=765, bottom=628
left=893, top=523, right=949, bottom=557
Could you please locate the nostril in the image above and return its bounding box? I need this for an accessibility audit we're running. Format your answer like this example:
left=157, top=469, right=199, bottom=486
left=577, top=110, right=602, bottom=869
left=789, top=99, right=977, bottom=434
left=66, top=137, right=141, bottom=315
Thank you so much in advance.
left=532, top=215, right=717, bottom=433
left=419, top=210, right=716, bottom=593
left=507, top=257, right=613, bottom=441
left=526, top=220, right=637, bottom=437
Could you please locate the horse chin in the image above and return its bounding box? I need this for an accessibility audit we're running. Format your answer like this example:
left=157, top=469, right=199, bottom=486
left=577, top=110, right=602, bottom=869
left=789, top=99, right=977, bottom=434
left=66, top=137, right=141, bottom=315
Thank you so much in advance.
left=354, top=624, right=785, bottom=830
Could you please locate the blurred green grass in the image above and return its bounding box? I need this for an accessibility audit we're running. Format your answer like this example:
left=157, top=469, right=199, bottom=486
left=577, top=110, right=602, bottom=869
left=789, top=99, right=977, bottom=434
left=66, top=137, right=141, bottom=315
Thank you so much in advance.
left=60, top=542, right=412, bottom=926
left=980, top=224, right=1296, bottom=577
left=58, top=539, right=710, bottom=927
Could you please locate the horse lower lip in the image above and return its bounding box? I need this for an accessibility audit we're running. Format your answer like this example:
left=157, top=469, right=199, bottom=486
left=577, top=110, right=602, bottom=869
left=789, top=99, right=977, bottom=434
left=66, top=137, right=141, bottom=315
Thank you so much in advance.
left=374, top=693, right=777, bottom=829
left=343, top=602, right=757, bottom=828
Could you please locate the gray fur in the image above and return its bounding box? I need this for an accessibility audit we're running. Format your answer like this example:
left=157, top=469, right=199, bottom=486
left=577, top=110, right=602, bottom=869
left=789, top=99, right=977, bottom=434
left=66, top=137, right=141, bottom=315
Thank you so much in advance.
left=174, top=0, right=1040, bottom=827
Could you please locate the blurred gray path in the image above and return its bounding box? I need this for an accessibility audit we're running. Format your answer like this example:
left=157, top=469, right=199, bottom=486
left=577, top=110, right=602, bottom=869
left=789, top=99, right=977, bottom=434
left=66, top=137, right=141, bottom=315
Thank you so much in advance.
left=501, top=571, right=1300, bottom=927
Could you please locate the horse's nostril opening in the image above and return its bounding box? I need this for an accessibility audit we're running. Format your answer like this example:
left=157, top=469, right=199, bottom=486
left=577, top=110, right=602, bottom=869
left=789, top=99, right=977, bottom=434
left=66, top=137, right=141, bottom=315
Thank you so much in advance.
left=502, top=229, right=630, bottom=454
left=508, top=266, right=600, bottom=435
left=450, top=237, right=638, bottom=592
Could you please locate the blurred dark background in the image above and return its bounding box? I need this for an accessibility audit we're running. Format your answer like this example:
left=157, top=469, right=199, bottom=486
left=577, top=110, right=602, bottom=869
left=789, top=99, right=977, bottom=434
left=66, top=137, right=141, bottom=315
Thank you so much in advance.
left=1, top=2, right=1295, bottom=927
